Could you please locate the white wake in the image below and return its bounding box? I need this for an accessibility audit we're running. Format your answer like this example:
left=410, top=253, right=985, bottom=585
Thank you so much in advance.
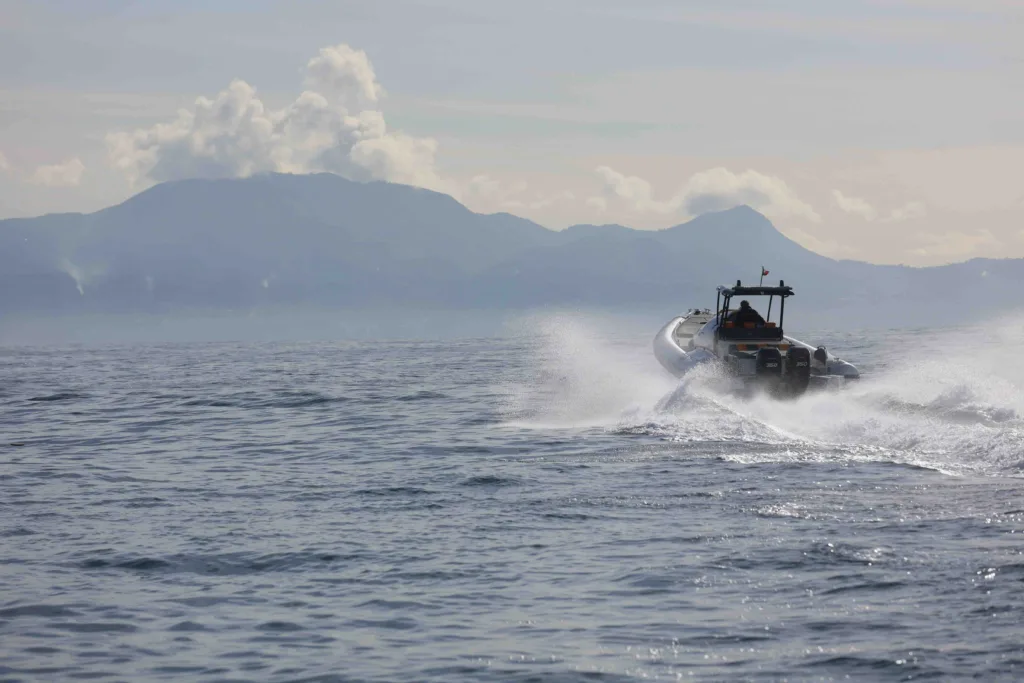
left=501, top=313, right=1024, bottom=476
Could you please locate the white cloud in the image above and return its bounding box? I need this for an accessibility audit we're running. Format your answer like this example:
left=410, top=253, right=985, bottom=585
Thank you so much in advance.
left=685, top=168, right=821, bottom=222
left=0, top=151, right=10, bottom=173
left=592, top=166, right=820, bottom=222
left=883, top=200, right=926, bottom=222
left=462, top=176, right=573, bottom=213
left=29, top=157, right=85, bottom=187
left=586, top=196, right=607, bottom=212
left=105, top=44, right=449, bottom=193
left=595, top=166, right=665, bottom=211
left=304, top=44, right=383, bottom=109
left=832, top=189, right=877, bottom=220
left=832, top=189, right=925, bottom=223
left=348, top=131, right=445, bottom=190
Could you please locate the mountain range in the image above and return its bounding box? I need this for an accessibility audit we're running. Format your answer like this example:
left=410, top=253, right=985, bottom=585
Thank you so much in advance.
left=2, top=172, right=1020, bottom=324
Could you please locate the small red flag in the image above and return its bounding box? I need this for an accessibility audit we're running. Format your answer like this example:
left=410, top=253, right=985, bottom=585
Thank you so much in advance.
left=762, top=267, right=769, bottom=276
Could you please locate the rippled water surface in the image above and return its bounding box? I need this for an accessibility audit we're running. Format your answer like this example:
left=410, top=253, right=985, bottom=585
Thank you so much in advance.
left=2, top=316, right=1024, bottom=681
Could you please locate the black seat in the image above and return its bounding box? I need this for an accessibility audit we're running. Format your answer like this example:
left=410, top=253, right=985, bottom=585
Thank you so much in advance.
left=718, top=325, right=783, bottom=341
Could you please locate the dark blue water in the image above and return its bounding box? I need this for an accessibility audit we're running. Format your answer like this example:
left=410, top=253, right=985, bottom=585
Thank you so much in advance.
left=2, top=315, right=1023, bottom=681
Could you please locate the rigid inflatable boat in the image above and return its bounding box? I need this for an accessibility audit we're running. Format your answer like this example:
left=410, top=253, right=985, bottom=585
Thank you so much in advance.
left=653, top=280, right=859, bottom=397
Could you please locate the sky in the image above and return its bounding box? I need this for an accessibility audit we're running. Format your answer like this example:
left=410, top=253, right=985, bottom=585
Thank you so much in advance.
left=1, top=0, right=1022, bottom=266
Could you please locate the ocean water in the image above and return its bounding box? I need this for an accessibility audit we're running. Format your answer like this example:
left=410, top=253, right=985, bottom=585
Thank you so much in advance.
left=2, top=313, right=1024, bottom=681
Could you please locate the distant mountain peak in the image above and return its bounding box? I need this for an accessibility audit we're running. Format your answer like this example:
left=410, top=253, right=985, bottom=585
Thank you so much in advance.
left=665, top=204, right=776, bottom=236
left=716, top=203, right=767, bottom=218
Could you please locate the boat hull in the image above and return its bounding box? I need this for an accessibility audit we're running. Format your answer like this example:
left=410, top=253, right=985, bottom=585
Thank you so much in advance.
left=653, top=316, right=715, bottom=377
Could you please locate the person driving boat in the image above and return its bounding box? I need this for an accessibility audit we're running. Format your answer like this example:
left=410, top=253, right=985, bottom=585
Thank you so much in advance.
left=727, top=300, right=766, bottom=326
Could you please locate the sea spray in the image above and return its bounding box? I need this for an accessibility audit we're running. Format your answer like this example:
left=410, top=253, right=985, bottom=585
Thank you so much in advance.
left=499, top=311, right=677, bottom=430
left=505, top=312, right=1024, bottom=475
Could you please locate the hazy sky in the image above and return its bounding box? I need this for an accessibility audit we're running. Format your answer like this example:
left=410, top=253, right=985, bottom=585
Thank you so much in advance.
left=2, top=0, right=1022, bottom=265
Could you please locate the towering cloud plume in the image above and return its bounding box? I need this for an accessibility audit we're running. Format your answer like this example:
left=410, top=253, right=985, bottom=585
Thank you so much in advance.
left=106, top=44, right=449, bottom=193
left=593, top=166, right=820, bottom=222
left=304, top=44, right=383, bottom=108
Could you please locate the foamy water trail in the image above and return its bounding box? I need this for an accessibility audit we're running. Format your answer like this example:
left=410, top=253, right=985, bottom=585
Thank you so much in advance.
left=715, top=321, right=1024, bottom=475
left=505, top=314, right=1024, bottom=476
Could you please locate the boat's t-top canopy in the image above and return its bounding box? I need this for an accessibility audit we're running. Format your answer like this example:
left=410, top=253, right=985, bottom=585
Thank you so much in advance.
left=717, top=282, right=793, bottom=298
left=715, top=279, right=793, bottom=340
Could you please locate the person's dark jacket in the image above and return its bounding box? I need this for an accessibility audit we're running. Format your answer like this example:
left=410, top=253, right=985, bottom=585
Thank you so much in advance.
left=728, top=307, right=766, bottom=326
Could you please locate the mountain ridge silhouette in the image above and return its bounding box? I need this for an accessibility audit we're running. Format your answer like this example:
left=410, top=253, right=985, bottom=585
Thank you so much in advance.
left=1, top=172, right=1018, bottom=320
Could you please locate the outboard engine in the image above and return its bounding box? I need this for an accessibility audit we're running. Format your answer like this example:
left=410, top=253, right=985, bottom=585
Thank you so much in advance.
left=754, top=347, right=783, bottom=391
left=783, top=346, right=811, bottom=396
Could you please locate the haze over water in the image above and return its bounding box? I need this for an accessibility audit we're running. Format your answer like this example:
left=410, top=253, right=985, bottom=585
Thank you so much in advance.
left=2, top=313, right=1023, bottom=681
